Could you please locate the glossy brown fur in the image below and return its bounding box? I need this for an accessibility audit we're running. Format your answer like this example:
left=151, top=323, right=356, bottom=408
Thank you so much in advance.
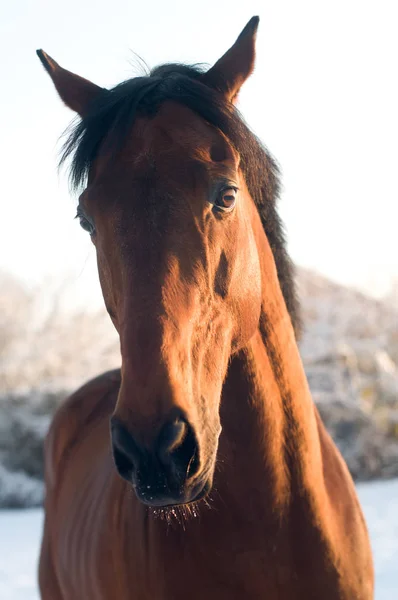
left=37, top=18, right=373, bottom=599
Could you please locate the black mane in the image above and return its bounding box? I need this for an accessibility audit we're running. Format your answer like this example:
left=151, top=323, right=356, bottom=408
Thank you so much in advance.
left=61, top=63, right=301, bottom=336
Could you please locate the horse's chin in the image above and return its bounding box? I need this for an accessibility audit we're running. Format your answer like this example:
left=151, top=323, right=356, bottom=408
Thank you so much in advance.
left=134, top=476, right=212, bottom=510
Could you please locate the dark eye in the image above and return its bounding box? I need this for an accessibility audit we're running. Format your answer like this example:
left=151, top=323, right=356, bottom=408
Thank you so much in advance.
left=76, top=209, right=95, bottom=235
left=214, top=187, right=238, bottom=212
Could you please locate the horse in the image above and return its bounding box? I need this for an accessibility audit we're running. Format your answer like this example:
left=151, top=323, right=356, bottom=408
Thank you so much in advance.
left=36, top=17, right=374, bottom=599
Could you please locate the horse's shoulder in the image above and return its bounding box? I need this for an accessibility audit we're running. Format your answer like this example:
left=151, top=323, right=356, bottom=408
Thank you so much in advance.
left=44, top=369, right=121, bottom=488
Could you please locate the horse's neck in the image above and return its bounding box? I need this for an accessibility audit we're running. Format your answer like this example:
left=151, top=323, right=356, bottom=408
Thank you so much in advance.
left=199, top=260, right=368, bottom=594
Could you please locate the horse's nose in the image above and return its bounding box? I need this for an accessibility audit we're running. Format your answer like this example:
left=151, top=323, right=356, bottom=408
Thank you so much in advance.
left=110, top=415, right=200, bottom=505
left=110, top=419, right=141, bottom=480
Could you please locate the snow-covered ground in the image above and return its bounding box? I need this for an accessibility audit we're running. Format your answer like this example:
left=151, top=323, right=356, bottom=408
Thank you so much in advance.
left=0, top=508, right=43, bottom=600
left=0, top=479, right=397, bottom=599
left=357, top=479, right=398, bottom=599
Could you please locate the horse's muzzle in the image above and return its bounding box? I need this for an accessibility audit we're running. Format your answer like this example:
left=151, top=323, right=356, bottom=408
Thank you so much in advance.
left=110, top=415, right=205, bottom=506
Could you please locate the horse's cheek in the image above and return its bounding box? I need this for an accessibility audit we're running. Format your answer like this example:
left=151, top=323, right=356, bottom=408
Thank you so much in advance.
left=231, top=229, right=262, bottom=348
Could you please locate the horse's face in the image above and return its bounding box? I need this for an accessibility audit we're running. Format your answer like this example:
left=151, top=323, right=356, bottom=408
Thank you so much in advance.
left=38, top=17, right=261, bottom=506
left=85, top=101, right=262, bottom=505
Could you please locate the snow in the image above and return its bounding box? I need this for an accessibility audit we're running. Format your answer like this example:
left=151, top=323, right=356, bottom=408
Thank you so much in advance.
left=0, top=480, right=397, bottom=599
left=357, top=479, right=398, bottom=599
left=0, top=508, right=43, bottom=600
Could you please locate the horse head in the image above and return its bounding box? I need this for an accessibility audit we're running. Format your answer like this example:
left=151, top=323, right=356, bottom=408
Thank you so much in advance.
left=38, top=17, right=297, bottom=507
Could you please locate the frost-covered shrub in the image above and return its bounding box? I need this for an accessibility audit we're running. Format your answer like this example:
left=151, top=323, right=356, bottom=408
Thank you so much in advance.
left=0, top=268, right=398, bottom=507
left=0, top=465, right=44, bottom=508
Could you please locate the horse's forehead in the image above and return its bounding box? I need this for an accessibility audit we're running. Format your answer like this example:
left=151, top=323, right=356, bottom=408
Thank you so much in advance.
left=130, top=101, right=224, bottom=157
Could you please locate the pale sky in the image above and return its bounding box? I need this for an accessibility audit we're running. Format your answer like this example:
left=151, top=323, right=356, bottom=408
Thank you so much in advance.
left=1, top=0, right=398, bottom=308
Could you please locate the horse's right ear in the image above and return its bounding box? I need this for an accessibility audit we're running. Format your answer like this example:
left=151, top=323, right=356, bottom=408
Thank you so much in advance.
left=36, top=50, right=104, bottom=116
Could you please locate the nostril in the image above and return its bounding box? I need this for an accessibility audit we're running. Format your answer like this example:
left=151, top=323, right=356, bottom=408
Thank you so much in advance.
left=110, top=420, right=140, bottom=480
left=160, top=419, right=187, bottom=456
left=158, top=418, right=200, bottom=480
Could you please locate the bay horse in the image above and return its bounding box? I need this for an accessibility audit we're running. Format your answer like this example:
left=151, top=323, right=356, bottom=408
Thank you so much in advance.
left=36, top=17, right=373, bottom=599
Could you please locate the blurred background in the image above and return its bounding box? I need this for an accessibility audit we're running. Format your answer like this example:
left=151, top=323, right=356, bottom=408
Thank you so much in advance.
left=0, top=1, right=397, bottom=598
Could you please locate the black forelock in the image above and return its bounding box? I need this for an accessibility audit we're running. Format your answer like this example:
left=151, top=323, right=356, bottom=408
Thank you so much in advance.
left=60, top=63, right=301, bottom=336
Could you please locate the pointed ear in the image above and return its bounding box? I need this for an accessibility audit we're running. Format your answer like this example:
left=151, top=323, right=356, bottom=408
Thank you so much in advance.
left=36, top=49, right=104, bottom=116
left=202, top=16, right=259, bottom=102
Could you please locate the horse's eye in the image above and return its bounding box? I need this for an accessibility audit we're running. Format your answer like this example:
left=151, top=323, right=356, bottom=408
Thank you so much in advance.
left=215, top=187, right=238, bottom=212
left=76, top=211, right=95, bottom=235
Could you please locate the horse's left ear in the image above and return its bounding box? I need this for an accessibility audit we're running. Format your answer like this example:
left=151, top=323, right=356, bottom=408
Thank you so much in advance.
left=36, top=49, right=104, bottom=116
left=202, top=16, right=259, bottom=102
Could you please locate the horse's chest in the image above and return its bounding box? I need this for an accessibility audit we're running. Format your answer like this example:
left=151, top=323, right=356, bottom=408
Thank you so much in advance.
left=160, top=549, right=286, bottom=600
left=152, top=525, right=291, bottom=600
